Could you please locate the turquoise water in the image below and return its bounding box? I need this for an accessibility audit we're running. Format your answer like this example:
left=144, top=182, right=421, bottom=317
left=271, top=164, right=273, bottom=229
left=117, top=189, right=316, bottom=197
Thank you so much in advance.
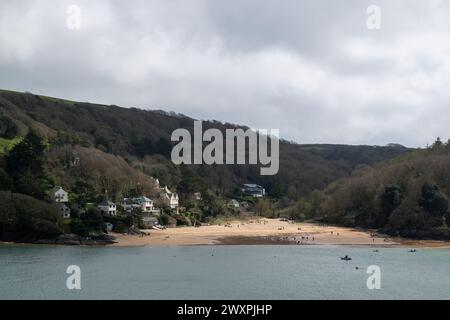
left=0, top=245, right=449, bottom=300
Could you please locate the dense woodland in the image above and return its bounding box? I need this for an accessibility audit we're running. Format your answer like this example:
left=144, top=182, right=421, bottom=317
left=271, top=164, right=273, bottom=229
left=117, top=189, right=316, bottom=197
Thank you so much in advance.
left=2, top=89, right=446, bottom=241
left=0, top=89, right=409, bottom=198
left=300, top=139, right=450, bottom=239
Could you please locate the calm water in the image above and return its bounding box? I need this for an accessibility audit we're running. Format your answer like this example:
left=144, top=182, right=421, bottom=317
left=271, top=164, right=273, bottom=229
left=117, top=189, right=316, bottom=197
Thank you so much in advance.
left=0, top=244, right=449, bottom=300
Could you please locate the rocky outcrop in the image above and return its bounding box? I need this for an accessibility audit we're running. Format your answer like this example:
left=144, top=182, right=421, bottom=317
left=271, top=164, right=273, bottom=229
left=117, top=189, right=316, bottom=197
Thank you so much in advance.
left=34, top=233, right=117, bottom=246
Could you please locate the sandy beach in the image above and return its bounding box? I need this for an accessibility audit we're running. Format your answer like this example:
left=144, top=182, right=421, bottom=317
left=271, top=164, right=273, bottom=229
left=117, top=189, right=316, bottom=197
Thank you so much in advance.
left=111, top=218, right=450, bottom=248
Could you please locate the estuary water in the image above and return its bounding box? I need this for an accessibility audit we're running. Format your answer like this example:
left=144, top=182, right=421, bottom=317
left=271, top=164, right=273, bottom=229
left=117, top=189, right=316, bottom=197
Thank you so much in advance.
left=0, top=244, right=449, bottom=300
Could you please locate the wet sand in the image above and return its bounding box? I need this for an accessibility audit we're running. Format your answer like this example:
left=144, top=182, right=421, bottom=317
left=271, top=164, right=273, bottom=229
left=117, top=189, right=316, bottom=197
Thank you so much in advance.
left=111, top=219, right=450, bottom=248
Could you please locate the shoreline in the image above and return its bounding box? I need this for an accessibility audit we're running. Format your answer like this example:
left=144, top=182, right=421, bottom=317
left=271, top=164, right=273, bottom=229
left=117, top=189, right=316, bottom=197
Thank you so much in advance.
left=2, top=219, right=450, bottom=249
left=111, top=219, right=450, bottom=249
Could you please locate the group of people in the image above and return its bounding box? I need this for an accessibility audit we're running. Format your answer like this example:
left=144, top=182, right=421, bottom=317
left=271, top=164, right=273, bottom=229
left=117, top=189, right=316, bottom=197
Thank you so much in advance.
left=283, top=234, right=316, bottom=245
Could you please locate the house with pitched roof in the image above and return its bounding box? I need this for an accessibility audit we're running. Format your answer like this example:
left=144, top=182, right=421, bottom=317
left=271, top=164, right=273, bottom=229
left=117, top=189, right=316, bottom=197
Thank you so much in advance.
left=242, top=184, right=265, bottom=198
left=121, top=196, right=161, bottom=215
left=97, top=200, right=117, bottom=216
left=159, top=186, right=179, bottom=209
left=51, top=186, right=69, bottom=203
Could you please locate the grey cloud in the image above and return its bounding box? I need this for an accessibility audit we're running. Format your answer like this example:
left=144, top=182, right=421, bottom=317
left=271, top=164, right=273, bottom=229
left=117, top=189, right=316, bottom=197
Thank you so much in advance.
left=1, top=0, right=450, bottom=147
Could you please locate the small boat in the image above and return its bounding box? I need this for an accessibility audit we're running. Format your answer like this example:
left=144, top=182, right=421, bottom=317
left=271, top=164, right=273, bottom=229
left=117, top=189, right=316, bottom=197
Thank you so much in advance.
left=341, top=255, right=352, bottom=261
left=408, top=249, right=417, bottom=253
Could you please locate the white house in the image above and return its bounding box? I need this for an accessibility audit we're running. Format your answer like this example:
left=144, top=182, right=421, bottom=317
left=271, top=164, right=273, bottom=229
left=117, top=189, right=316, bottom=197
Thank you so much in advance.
left=135, top=196, right=161, bottom=214
left=159, top=186, right=179, bottom=209
left=154, top=179, right=179, bottom=210
left=51, top=186, right=69, bottom=203
left=134, top=196, right=155, bottom=213
left=97, top=201, right=117, bottom=216
left=121, top=196, right=161, bottom=215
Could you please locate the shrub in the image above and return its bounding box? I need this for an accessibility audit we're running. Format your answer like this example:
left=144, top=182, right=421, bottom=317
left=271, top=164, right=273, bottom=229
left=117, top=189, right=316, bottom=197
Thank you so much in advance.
left=69, top=218, right=88, bottom=236
left=0, top=191, right=63, bottom=242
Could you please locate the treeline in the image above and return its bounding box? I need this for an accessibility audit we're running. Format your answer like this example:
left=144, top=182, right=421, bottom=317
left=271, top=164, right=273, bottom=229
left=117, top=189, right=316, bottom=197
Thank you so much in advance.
left=303, top=139, right=450, bottom=239
left=0, top=191, right=63, bottom=242
left=0, top=130, right=67, bottom=241
left=0, top=89, right=410, bottom=203
left=299, top=143, right=410, bottom=167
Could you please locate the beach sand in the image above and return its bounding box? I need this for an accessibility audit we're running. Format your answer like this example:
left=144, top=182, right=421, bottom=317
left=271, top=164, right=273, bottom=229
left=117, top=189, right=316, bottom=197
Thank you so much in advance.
left=111, top=218, right=450, bottom=248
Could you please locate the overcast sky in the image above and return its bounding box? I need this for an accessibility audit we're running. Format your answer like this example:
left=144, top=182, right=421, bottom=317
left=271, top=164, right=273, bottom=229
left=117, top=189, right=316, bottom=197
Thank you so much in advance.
left=1, top=0, right=449, bottom=147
